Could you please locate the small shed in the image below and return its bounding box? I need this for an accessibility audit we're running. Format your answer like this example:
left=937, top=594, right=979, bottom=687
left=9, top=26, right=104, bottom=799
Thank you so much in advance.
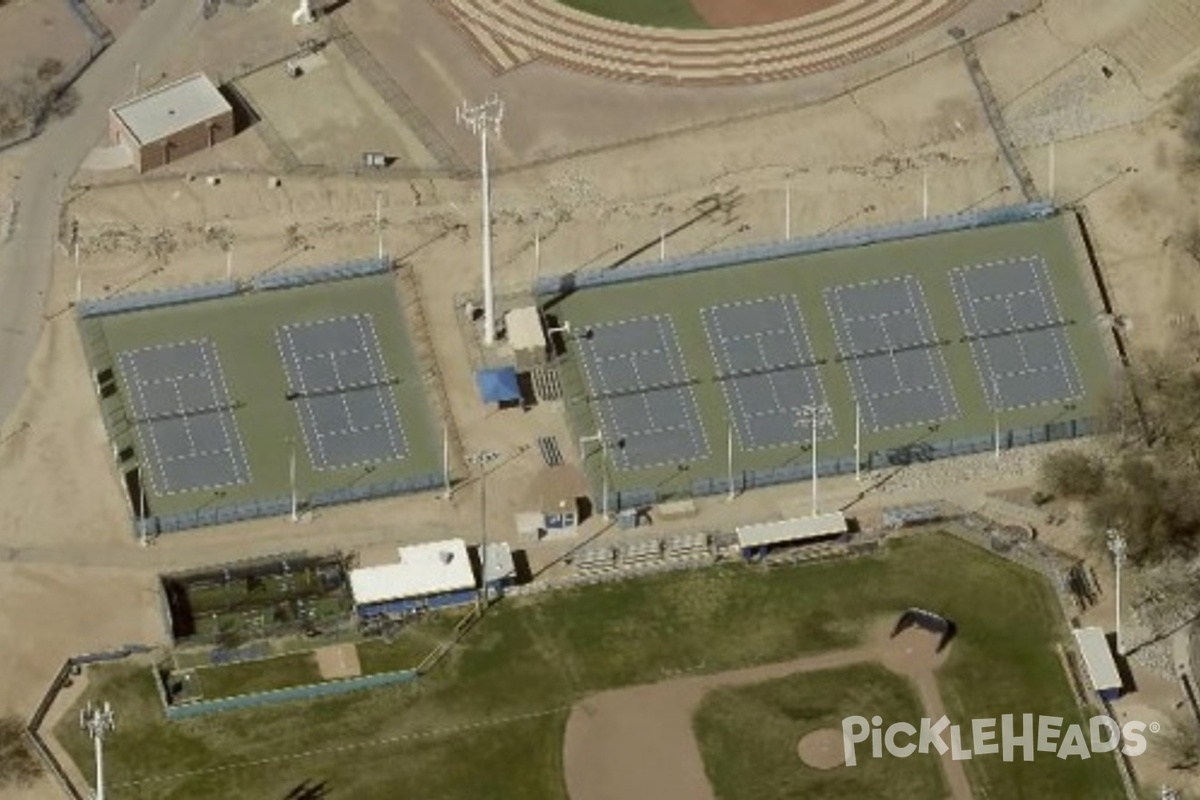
left=350, top=538, right=476, bottom=618
left=506, top=306, right=548, bottom=369
left=1072, top=627, right=1123, bottom=701
left=736, top=512, right=848, bottom=558
left=109, top=73, right=233, bottom=173
left=475, top=367, right=522, bottom=406
left=517, top=465, right=587, bottom=540
left=477, top=542, right=516, bottom=599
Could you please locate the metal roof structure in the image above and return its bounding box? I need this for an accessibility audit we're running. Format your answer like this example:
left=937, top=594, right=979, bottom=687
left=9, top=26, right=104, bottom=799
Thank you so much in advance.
left=735, top=511, right=848, bottom=549
left=480, top=542, right=515, bottom=585
left=349, top=538, right=475, bottom=606
left=505, top=306, right=546, bottom=353
left=1072, top=627, right=1123, bottom=692
left=111, top=73, right=230, bottom=146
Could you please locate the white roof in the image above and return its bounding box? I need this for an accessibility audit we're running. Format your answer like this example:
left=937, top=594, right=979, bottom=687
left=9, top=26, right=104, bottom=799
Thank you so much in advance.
left=1072, top=627, right=1123, bottom=691
left=505, top=306, right=546, bottom=353
left=111, top=73, right=230, bottom=146
left=481, top=542, right=515, bottom=584
left=736, top=512, right=848, bottom=549
left=350, top=538, right=475, bottom=605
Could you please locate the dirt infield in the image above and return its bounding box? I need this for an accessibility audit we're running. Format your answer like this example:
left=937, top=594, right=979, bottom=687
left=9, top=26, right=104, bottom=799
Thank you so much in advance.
left=796, top=727, right=845, bottom=769
left=563, top=619, right=971, bottom=800
left=689, top=0, right=842, bottom=28
left=315, top=644, right=362, bottom=680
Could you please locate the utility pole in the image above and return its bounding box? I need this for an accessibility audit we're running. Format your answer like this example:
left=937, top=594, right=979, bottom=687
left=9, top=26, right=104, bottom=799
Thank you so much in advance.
left=375, top=190, right=384, bottom=263
left=1108, top=530, right=1127, bottom=655
left=456, top=96, right=504, bottom=346
left=785, top=181, right=791, bottom=240
left=288, top=436, right=298, bottom=523
left=81, top=701, right=116, bottom=800
left=992, top=375, right=1001, bottom=460
left=798, top=404, right=831, bottom=517
left=854, top=401, right=861, bottom=482
left=726, top=423, right=735, bottom=501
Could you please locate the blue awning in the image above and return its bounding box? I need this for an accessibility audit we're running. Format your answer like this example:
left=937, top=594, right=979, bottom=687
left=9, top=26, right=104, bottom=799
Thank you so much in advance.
left=475, top=367, right=521, bottom=404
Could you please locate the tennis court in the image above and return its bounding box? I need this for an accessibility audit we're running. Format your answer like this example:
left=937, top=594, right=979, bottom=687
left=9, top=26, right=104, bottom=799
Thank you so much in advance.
left=544, top=212, right=1113, bottom=506
left=824, top=276, right=959, bottom=432
left=276, top=314, right=408, bottom=470
left=576, top=315, right=709, bottom=469
left=117, top=340, right=251, bottom=495
left=702, top=295, right=833, bottom=450
left=950, top=257, right=1084, bottom=410
left=79, top=265, right=443, bottom=534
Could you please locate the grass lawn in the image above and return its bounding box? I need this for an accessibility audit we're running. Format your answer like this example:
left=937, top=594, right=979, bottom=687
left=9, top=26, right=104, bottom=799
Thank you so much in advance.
left=356, top=611, right=467, bottom=674
left=54, top=534, right=1124, bottom=799
left=695, top=663, right=944, bottom=800
left=191, top=652, right=322, bottom=700
left=557, top=0, right=707, bottom=28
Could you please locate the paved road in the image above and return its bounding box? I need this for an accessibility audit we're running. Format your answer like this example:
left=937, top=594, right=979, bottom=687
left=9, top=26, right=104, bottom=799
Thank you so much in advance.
left=0, top=0, right=201, bottom=430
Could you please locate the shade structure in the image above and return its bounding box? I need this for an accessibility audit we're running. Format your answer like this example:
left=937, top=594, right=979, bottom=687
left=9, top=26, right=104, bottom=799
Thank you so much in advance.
left=476, top=367, right=521, bottom=404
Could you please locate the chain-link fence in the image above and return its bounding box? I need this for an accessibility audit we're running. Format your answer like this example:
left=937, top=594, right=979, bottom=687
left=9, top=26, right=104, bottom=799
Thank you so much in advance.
left=252, top=256, right=389, bottom=291
left=534, top=202, right=1053, bottom=297
left=76, top=279, right=239, bottom=318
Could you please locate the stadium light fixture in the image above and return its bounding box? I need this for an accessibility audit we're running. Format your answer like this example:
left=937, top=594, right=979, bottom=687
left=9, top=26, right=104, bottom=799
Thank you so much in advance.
left=81, top=701, right=116, bottom=800
left=457, top=96, right=504, bottom=346
left=1107, top=529, right=1126, bottom=655
left=797, top=404, right=831, bottom=517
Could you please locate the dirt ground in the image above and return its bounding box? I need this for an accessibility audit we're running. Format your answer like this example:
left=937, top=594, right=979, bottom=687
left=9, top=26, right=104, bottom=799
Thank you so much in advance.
left=1, top=0, right=1200, bottom=798
left=315, top=643, right=362, bottom=679
left=796, top=727, right=844, bottom=769
left=689, top=0, right=843, bottom=28
left=562, top=620, right=967, bottom=800
left=0, top=0, right=88, bottom=84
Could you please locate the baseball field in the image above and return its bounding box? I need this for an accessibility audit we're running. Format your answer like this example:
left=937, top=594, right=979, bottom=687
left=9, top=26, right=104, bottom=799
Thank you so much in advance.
left=55, top=533, right=1124, bottom=799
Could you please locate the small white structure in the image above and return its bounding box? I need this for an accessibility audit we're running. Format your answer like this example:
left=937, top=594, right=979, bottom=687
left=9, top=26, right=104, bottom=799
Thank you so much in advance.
left=292, top=0, right=316, bottom=25
left=1072, top=627, right=1123, bottom=701
left=506, top=306, right=548, bottom=369
left=736, top=511, right=848, bottom=554
left=351, top=539, right=475, bottom=617
left=480, top=542, right=516, bottom=599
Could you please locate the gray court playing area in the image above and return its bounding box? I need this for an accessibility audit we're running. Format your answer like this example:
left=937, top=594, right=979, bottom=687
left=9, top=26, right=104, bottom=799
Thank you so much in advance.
left=117, top=339, right=251, bottom=495
left=577, top=315, right=709, bottom=470
left=276, top=314, right=408, bottom=471
left=702, top=295, right=834, bottom=450
left=951, top=257, right=1083, bottom=409
left=825, top=276, right=960, bottom=432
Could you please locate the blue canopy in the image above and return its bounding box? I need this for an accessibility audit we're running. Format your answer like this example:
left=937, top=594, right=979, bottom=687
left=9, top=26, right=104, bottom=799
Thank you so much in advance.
left=475, top=367, right=521, bottom=404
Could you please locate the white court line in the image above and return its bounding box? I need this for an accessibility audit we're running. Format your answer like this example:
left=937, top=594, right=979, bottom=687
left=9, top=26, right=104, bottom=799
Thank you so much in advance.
left=356, top=314, right=407, bottom=461
left=279, top=326, right=329, bottom=470
left=199, top=341, right=251, bottom=485
left=121, top=352, right=171, bottom=495
left=904, top=277, right=960, bottom=420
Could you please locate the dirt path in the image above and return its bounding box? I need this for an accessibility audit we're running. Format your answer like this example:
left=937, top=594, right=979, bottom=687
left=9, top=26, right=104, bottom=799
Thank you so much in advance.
left=563, top=619, right=972, bottom=800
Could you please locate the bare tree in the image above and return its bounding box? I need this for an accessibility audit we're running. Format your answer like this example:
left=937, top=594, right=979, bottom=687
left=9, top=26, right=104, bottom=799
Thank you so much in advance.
left=0, top=715, right=42, bottom=788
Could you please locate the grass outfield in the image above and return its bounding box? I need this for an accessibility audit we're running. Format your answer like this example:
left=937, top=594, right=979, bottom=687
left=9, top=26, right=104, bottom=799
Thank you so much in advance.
left=695, top=663, right=944, bottom=799
left=550, top=215, right=1111, bottom=502
left=557, top=0, right=707, bottom=28
left=55, top=535, right=1123, bottom=799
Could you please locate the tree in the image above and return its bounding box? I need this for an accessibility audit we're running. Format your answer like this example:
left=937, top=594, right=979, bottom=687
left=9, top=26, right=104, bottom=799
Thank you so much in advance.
left=1040, top=450, right=1106, bottom=497
left=0, top=715, right=42, bottom=788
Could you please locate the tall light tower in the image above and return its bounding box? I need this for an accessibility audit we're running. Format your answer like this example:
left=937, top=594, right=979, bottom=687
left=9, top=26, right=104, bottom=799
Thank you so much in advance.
left=457, top=96, right=504, bottom=347
left=1108, top=529, right=1127, bottom=654
left=797, top=404, right=831, bottom=518
left=81, top=701, right=116, bottom=800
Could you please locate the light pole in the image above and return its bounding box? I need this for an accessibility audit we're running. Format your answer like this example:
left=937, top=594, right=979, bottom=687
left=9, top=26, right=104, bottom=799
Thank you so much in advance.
left=81, top=701, right=115, bottom=800
left=991, top=375, right=1001, bottom=460
left=374, top=190, right=385, bottom=262
left=456, top=96, right=504, bottom=346
left=579, top=432, right=608, bottom=519
left=1108, top=529, right=1127, bottom=655
left=797, top=404, right=831, bottom=517
left=288, top=436, right=298, bottom=522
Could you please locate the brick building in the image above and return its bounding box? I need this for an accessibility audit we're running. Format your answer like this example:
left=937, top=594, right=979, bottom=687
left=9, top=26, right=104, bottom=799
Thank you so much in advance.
left=109, top=74, right=233, bottom=173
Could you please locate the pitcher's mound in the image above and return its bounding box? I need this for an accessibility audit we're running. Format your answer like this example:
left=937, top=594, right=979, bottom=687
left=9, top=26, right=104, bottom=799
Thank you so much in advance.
left=797, top=728, right=845, bottom=770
